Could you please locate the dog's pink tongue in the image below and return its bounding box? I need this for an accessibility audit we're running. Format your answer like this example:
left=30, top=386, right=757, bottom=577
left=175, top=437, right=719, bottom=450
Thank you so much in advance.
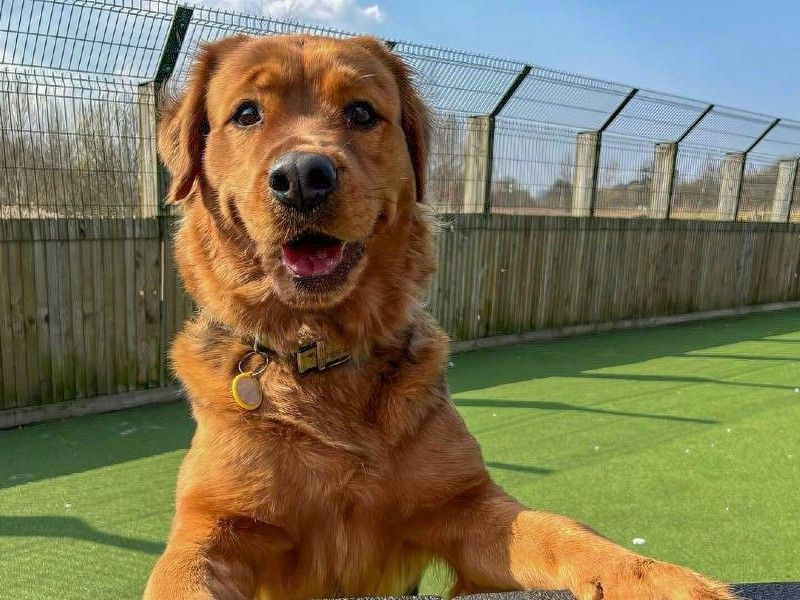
left=281, top=240, right=343, bottom=277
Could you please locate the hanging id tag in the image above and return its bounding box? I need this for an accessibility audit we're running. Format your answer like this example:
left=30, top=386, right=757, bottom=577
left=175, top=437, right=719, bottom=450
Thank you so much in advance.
left=232, top=350, right=269, bottom=410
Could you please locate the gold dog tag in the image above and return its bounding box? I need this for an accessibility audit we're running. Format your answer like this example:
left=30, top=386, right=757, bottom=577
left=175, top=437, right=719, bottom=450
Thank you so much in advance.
left=231, top=371, right=263, bottom=410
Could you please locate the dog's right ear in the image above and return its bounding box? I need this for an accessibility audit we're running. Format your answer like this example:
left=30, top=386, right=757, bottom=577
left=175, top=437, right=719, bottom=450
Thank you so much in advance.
left=157, top=35, right=249, bottom=204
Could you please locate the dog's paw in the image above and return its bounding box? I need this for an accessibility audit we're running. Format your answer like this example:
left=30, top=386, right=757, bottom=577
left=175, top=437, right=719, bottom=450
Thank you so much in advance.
left=573, top=557, right=737, bottom=600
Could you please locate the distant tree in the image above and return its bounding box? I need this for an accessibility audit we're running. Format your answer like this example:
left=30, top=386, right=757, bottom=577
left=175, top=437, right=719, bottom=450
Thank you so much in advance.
left=491, top=175, right=534, bottom=209
left=0, top=78, right=140, bottom=218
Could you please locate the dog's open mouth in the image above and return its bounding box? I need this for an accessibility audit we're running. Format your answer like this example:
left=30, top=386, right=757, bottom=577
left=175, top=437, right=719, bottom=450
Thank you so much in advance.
left=279, top=231, right=366, bottom=294
left=281, top=232, right=346, bottom=278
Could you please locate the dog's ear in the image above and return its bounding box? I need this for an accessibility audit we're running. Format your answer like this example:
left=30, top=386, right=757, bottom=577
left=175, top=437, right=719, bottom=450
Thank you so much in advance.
left=353, top=37, right=430, bottom=204
left=158, top=35, right=249, bottom=204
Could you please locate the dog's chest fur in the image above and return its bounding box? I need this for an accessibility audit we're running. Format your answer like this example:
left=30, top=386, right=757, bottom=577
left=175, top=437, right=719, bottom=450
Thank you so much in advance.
left=170, top=313, right=453, bottom=597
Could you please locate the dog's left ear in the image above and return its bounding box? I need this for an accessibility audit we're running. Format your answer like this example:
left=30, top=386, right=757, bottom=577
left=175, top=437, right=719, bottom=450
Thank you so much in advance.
left=353, top=37, right=430, bottom=204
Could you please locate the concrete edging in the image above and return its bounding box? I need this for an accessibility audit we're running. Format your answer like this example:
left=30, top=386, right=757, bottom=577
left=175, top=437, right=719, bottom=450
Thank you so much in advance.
left=0, top=385, right=183, bottom=430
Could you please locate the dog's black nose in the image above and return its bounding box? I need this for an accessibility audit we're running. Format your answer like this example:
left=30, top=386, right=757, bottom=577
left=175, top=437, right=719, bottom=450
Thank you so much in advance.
left=268, top=152, right=337, bottom=212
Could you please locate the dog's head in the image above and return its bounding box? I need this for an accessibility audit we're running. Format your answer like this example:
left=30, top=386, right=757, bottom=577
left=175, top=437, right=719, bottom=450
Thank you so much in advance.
left=160, top=35, right=436, bottom=351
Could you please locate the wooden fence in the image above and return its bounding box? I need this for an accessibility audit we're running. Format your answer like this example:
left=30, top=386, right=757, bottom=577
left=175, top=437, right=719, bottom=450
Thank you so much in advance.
left=1, top=215, right=799, bottom=419
left=0, top=218, right=192, bottom=414
left=432, top=215, right=800, bottom=341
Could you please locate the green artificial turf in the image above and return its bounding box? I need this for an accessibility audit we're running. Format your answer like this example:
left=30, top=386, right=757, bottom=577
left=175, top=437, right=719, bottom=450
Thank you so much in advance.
left=2, top=310, right=799, bottom=599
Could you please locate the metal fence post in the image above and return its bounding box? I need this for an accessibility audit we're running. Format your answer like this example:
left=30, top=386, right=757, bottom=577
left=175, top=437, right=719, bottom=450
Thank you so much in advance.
left=718, top=152, right=745, bottom=220
left=154, top=6, right=194, bottom=91
left=461, top=65, right=530, bottom=214
left=462, top=116, right=494, bottom=213
left=650, top=103, right=713, bottom=219
left=137, top=6, right=193, bottom=218
left=137, top=82, right=159, bottom=218
left=572, top=131, right=600, bottom=217
left=649, top=142, right=677, bottom=218
left=771, top=158, right=799, bottom=222
left=144, top=5, right=193, bottom=387
left=151, top=5, right=194, bottom=208
left=570, top=88, right=638, bottom=217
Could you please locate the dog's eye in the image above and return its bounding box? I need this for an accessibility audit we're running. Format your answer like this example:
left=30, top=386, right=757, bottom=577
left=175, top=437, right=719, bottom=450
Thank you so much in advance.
left=344, top=101, right=377, bottom=129
left=232, top=102, right=262, bottom=127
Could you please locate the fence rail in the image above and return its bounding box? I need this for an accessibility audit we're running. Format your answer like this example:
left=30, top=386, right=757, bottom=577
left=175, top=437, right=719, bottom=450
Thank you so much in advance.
left=1, top=0, right=800, bottom=419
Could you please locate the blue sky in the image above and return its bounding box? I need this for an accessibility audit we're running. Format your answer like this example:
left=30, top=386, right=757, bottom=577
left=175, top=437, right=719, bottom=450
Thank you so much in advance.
left=215, top=0, right=800, bottom=119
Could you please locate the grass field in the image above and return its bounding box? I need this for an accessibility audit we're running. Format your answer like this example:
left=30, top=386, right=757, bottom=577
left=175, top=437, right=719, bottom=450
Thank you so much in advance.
left=2, top=310, right=799, bottom=599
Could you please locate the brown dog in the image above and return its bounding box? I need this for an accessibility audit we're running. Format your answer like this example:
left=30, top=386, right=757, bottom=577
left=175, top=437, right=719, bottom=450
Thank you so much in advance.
left=145, top=34, right=735, bottom=600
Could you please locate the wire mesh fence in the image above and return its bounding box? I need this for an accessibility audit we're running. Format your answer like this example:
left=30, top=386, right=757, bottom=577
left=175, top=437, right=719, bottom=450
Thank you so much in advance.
left=0, top=70, right=151, bottom=218
left=0, top=0, right=799, bottom=221
left=488, top=120, right=578, bottom=216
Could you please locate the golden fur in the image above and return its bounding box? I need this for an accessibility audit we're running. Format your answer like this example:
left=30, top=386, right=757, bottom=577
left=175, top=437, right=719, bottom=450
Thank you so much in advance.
left=145, top=34, right=735, bottom=600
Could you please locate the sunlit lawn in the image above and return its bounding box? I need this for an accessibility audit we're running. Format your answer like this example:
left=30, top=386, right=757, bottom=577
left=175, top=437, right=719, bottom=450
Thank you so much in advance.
left=2, top=310, right=799, bottom=598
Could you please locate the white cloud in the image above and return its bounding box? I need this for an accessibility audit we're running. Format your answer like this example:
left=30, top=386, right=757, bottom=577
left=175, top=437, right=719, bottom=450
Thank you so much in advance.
left=357, top=4, right=385, bottom=23
left=205, top=0, right=386, bottom=27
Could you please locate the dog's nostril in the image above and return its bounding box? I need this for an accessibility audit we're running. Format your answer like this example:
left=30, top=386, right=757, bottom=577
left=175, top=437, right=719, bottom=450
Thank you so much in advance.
left=270, top=171, right=291, bottom=194
left=307, top=166, right=332, bottom=192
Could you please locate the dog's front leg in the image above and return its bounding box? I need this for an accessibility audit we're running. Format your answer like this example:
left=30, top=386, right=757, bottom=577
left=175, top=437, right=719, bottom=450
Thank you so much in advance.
left=420, top=481, right=734, bottom=600
left=144, top=509, right=257, bottom=600
left=402, top=401, right=735, bottom=599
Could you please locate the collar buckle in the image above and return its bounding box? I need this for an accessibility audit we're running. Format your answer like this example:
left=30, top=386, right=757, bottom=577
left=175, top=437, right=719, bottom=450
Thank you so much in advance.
left=295, top=340, right=350, bottom=375
left=296, top=342, right=318, bottom=375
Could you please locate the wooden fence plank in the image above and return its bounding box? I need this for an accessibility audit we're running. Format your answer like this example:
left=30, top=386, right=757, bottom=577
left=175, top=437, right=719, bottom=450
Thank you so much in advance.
left=30, top=224, right=53, bottom=405
left=19, top=222, right=40, bottom=405
left=7, top=223, right=30, bottom=408
left=126, top=221, right=139, bottom=390
left=103, top=222, right=127, bottom=393
left=57, top=221, right=77, bottom=402
left=0, top=236, right=15, bottom=408
left=66, top=222, right=86, bottom=399
left=80, top=227, right=98, bottom=399
left=91, top=224, right=108, bottom=397
left=144, top=229, right=162, bottom=387
left=133, top=219, right=145, bottom=387
left=44, top=224, right=65, bottom=404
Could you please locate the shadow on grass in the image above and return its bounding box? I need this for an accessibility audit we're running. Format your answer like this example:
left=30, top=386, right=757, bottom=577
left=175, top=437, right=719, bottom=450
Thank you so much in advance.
left=448, top=310, right=800, bottom=394
left=454, top=398, right=717, bottom=424
left=0, top=401, right=194, bottom=490
left=485, top=461, right=554, bottom=475
left=578, top=372, right=797, bottom=392
left=0, top=515, right=165, bottom=555
left=683, top=353, right=800, bottom=361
